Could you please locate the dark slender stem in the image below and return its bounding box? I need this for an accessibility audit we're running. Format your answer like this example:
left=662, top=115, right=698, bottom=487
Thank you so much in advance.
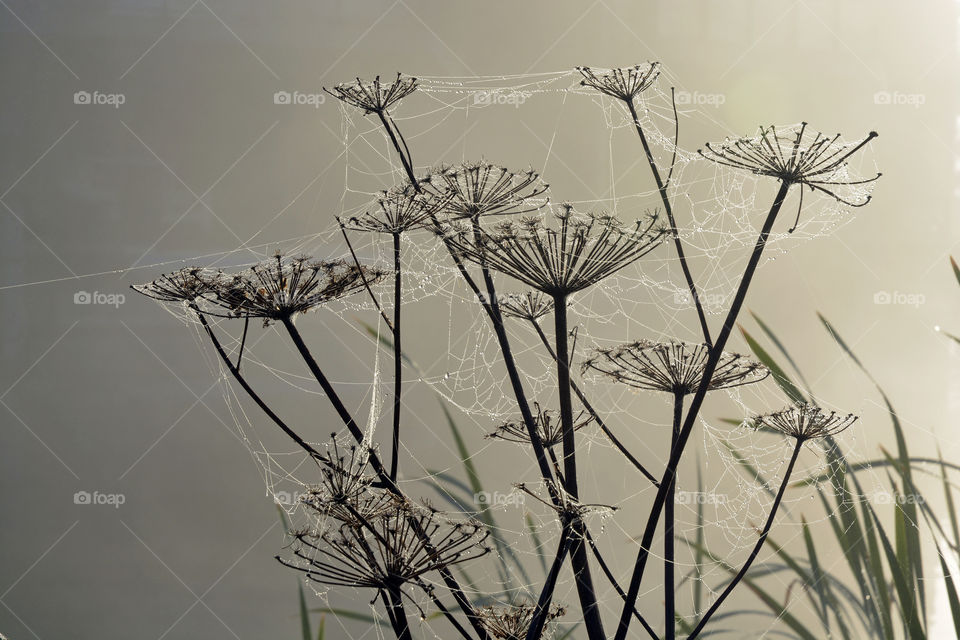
left=584, top=528, right=659, bottom=640
left=626, top=99, right=712, bottom=348
left=687, top=442, right=803, bottom=640
left=415, top=579, right=476, bottom=640
left=552, top=295, right=605, bottom=640
left=338, top=220, right=392, bottom=329
left=236, top=315, right=249, bottom=370
left=614, top=180, right=792, bottom=640
left=525, top=527, right=572, bottom=640
left=194, top=311, right=325, bottom=463
left=389, top=231, right=403, bottom=482
left=280, top=316, right=391, bottom=479
left=377, top=111, right=418, bottom=192
left=528, top=318, right=659, bottom=486
left=385, top=585, right=414, bottom=640
left=664, top=393, right=683, bottom=640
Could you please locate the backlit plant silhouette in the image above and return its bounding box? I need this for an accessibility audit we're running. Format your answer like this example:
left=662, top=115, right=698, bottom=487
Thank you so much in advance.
left=134, top=62, right=879, bottom=640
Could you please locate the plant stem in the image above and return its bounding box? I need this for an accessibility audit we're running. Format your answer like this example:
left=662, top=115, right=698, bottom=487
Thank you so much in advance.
left=385, top=585, right=414, bottom=640
left=552, top=294, right=605, bottom=640
left=525, top=526, right=572, bottom=640
left=584, top=528, right=659, bottom=640
left=194, top=311, right=325, bottom=463
left=389, top=231, right=403, bottom=482
left=664, top=392, right=683, bottom=640
left=528, top=318, right=659, bottom=486
left=613, top=180, right=792, bottom=640
left=626, top=99, right=712, bottom=347
left=687, top=441, right=803, bottom=640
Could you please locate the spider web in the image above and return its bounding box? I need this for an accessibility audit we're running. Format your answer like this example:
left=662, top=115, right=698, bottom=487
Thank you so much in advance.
left=134, top=67, right=884, bottom=639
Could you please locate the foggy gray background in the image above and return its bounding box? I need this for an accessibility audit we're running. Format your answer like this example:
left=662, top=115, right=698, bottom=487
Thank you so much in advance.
left=1, top=1, right=958, bottom=638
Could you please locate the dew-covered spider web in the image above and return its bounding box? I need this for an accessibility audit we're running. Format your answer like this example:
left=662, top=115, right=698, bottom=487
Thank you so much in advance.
left=126, top=66, right=885, bottom=638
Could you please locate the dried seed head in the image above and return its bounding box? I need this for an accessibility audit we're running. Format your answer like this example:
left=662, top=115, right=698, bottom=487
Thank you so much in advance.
left=487, top=402, right=593, bottom=449
left=324, top=73, right=417, bottom=115
left=443, top=206, right=666, bottom=297
left=498, top=291, right=555, bottom=322
left=278, top=499, right=490, bottom=590
left=131, top=267, right=218, bottom=304
left=699, top=123, right=880, bottom=231
left=478, top=601, right=566, bottom=640
left=754, top=403, right=857, bottom=442
left=200, top=254, right=386, bottom=322
left=582, top=340, right=769, bottom=395
left=343, top=183, right=452, bottom=235
left=420, top=161, right=549, bottom=223
left=577, top=63, right=661, bottom=102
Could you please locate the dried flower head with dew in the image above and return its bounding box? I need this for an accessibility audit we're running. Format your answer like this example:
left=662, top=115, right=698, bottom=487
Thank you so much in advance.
left=699, top=123, right=880, bottom=232
left=419, top=161, right=549, bottom=224
left=442, top=205, right=667, bottom=297
left=297, top=436, right=395, bottom=524
left=131, top=266, right=220, bottom=306
left=342, top=184, right=452, bottom=235
left=324, top=73, right=418, bottom=116
left=477, top=601, right=567, bottom=640
left=278, top=499, right=490, bottom=589
left=497, top=291, right=555, bottom=322
left=576, top=62, right=661, bottom=103
left=487, top=402, right=594, bottom=449
left=754, top=402, right=858, bottom=443
left=581, top=339, right=769, bottom=396
left=197, top=254, right=385, bottom=324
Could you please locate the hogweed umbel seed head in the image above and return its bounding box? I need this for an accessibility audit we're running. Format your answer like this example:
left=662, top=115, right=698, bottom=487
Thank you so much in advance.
left=754, top=403, right=857, bottom=442
left=478, top=602, right=567, bottom=640
left=582, top=340, right=769, bottom=395
left=278, top=499, right=490, bottom=590
left=131, top=267, right=218, bottom=305
left=420, top=161, right=549, bottom=223
left=577, top=63, right=661, bottom=103
left=442, top=206, right=667, bottom=298
left=203, top=254, right=386, bottom=322
left=324, top=73, right=418, bottom=115
left=487, top=402, right=593, bottom=449
left=343, top=184, right=452, bottom=235
left=699, top=123, right=879, bottom=231
left=497, top=291, right=555, bottom=322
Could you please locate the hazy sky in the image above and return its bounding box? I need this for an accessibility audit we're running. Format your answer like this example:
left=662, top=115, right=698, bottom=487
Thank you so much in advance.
left=1, top=2, right=959, bottom=639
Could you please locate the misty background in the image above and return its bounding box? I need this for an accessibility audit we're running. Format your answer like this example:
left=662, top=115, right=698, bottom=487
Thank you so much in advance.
left=1, top=1, right=959, bottom=638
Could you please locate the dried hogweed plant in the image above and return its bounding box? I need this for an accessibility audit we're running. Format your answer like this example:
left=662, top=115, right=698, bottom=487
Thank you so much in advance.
left=134, top=62, right=879, bottom=640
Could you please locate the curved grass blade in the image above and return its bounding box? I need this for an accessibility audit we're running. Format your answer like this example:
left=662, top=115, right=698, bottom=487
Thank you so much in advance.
left=738, top=326, right=807, bottom=404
